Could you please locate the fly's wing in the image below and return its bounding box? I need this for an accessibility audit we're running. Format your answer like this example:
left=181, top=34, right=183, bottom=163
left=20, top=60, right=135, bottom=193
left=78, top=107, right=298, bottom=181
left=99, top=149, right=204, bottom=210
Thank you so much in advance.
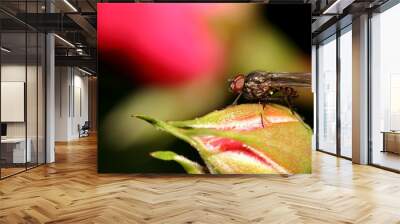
left=269, top=73, right=311, bottom=87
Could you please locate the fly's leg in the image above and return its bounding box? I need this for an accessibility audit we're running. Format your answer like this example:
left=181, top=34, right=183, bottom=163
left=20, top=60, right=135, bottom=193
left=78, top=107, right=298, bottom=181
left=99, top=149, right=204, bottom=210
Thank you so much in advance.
left=284, top=96, right=295, bottom=114
left=281, top=87, right=297, bottom=114
left=283, top=88, right=306, bottom=123
left=261, top=103, right=266, bottom=128
left=277, top=89, right=293, bottom=112
left=258, top=101, right=265, bottom=128
left=231, top=92, right=243, bottom=106
left=258, top=101, right=268, bottom=128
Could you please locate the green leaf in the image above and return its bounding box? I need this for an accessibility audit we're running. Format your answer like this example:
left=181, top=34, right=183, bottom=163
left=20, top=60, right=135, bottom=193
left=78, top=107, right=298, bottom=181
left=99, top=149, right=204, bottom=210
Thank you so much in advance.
left=150, top=151, right=205, bottom=174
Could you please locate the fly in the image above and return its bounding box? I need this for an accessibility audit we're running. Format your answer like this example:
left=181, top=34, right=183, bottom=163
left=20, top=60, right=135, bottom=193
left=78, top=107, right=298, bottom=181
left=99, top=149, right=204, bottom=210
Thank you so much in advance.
left=229, top=70, right=311, bottom=126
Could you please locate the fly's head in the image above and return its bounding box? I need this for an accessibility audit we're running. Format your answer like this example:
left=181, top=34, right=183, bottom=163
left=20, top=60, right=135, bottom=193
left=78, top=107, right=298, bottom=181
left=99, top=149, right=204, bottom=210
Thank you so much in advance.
left=229, top=74, right=245, bottom=94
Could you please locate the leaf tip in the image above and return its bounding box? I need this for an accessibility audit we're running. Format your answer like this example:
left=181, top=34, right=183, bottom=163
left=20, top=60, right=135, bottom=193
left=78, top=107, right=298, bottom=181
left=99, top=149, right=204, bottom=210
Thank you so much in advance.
left=132, top=114, right=159, bottom=125
left=150, top=151, right=176, bottom=161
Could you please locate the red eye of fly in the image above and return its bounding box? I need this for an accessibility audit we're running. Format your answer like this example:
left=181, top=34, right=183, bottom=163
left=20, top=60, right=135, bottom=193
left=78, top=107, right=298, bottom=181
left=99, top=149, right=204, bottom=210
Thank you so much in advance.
left=230, top=74, right=245, bottom=93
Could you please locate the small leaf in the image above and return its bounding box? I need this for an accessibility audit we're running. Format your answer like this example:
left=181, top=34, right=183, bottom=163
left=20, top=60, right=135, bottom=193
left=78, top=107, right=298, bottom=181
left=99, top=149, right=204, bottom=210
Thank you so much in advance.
left=151, top=151, right=205, bottom=174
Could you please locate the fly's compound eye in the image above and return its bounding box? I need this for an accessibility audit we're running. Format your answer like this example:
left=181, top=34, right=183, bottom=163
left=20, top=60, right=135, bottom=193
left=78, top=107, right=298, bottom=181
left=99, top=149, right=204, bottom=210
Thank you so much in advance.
left=230, top=74, right=245, bottom=94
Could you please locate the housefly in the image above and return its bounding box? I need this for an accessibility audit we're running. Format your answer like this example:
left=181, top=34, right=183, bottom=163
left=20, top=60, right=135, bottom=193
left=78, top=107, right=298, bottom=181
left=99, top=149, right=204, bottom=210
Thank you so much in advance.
left=229, top=70, right=311, bottom=126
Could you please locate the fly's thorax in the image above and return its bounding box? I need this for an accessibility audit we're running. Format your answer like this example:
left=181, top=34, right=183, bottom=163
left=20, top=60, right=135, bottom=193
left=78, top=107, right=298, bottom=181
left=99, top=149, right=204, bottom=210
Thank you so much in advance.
left=243, top=76, right=273, bottom=100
